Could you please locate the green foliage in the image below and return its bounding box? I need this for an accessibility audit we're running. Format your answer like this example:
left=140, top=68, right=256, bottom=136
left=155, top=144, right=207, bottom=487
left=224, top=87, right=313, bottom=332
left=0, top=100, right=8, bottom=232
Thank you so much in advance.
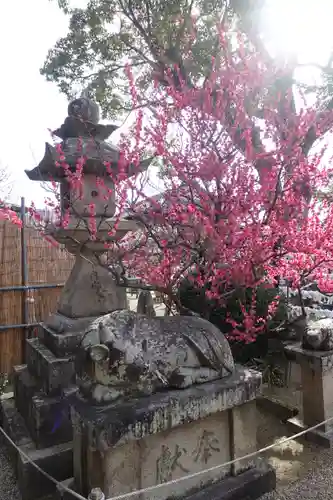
left=178, top=279, right=288, bottom=364
left=178, top=279, right=287, bottom=334
left=45, top=1, right=333, bottom=123
left=302, top=56, right=333, bottom=112
left=43, top=0, right=238, bottom=117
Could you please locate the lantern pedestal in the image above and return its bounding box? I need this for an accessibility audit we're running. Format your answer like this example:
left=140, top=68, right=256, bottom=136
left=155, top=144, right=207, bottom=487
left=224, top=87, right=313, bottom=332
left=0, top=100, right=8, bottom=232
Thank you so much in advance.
left=1, top=223, right=139, bottom=500
left=0, top=225, right=135, bottom=499
left=50, top=251, right=126, bottom=321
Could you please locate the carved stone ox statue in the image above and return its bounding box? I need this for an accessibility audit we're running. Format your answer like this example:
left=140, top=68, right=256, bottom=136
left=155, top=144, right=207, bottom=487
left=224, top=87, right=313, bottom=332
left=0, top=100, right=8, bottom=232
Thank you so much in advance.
left=77, top=309, right=235, bottom=404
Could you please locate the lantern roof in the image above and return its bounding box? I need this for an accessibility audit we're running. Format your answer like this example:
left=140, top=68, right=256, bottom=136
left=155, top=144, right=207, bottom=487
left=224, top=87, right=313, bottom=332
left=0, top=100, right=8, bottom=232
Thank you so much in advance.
left=25, top=96, right=154, bottom=182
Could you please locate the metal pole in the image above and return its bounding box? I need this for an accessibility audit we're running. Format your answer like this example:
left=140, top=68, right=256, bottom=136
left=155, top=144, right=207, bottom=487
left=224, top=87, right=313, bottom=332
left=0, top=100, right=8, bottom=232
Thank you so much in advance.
left=0, top=322, right=40, bottom=332
left=0, top=283, right=64, bottom=292
left=20, top=197, right=29, bottom=349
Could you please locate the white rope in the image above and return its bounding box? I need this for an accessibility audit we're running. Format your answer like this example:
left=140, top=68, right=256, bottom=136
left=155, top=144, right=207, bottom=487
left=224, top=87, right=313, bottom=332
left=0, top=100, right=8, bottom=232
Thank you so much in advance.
left=105, top=415, right=333, bottom=500
left=1, top=414, right=332, bottom=500
left=0, top=426, right=86, bottom=500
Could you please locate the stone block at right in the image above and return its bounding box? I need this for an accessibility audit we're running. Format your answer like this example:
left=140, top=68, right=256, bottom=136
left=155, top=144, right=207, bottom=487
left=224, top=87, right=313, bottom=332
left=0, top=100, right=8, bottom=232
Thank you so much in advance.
left=285, top=344, right=333, bottom=446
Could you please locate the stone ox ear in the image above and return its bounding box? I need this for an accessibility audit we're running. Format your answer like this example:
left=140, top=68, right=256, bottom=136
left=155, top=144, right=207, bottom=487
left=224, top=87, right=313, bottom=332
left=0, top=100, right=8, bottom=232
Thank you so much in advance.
left=89, top=344, right=110, bottom=364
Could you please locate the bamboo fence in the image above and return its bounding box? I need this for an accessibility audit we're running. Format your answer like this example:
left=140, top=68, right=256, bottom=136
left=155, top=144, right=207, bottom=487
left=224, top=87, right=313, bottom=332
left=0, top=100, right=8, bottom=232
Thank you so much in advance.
left=0, top=219, right=74, bottom=374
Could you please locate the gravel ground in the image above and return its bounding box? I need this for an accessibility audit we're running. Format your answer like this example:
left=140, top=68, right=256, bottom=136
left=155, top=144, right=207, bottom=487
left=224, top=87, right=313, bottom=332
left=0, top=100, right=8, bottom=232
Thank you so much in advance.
left=0, top=441, right=21, bottom=500
left=257, top=403, right=333, bottom=500
left=261, top=447, right=333, bottom=499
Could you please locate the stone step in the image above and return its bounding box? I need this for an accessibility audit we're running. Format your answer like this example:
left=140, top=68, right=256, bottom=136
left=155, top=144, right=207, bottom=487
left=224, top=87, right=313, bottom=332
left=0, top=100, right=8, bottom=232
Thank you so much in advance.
left=42, top=325, right=85, bottom=357
left=0, top=399, right=73, bottom=500
left=18, top=442, right=73, bottom=500
left=26, top=338, right=75, bottom=395
left=14, top=364, right=41, bottom=408
left=31, top=392, right=73, bottom=449
left=14, top=365, right=73, bottom=449
left=0, top=398, right=34, bottom=464
left=41, top=321, right=91, bottom=357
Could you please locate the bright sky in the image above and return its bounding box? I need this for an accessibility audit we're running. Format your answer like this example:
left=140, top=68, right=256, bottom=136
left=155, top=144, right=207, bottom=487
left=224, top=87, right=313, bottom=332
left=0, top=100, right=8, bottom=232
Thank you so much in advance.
left=0, top=0, right=332, bottom=207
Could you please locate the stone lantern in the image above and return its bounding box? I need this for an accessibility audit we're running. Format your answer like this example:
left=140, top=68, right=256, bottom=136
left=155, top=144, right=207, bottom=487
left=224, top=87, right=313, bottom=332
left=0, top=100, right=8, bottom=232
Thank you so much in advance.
left=0, top=97, right=153, bottom=500
left=25, top=96, right=152, bottom=342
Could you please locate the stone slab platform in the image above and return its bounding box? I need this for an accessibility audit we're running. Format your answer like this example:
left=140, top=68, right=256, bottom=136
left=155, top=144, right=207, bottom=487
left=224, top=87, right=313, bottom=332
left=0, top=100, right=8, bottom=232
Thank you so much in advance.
left=56, top=464, right=276, bottom=500
left=287, top=416, right=333, bottom=448
left=0, top=399, right=73, bottom=500
left=70, top=367, right=263, bottom=451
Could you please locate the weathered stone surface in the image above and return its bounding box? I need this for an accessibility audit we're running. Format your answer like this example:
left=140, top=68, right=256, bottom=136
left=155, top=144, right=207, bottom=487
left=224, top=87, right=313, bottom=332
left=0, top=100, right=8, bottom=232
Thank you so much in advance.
left=71, top=368, right=268, bottom=500
left=78, top=309, right=235, bottom=404
left=0, top=399, right=34, bottom=454
left=26, top=338, right=75, bottom=395
left=0, top=399, right=73, bottom=500
left=282, top=286, right=333, bottom=312
left=142, top=412, right=232, bottom=500
left=14, top=364, right=41, bottom=408
left=30, top=393, right=72, bottom=448
left=56, top=251, right=127, bottom=319
left=14, top=365, right=40, bottom=439
left=229, top=401, right=257, bottom=475
left=14, top=365, right=73, bottom=448
left=285, top=344, right=333, bottom=374
left=72, top=368, right=260, bottom=452
left=17, top=441, right=73, bottom=500
left=42, top=321, right=89, bottom=356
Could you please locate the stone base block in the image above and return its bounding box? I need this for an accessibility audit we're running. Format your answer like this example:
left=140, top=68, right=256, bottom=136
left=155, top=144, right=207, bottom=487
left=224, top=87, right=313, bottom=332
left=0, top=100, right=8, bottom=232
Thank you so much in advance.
left=14, top=365, right=72, bottom=448
left=26, top=338, right=75, bottom=395
left=287, top=416, right=333, bottom=448
left=70, top=368, right=272, bottom=500
left=0, top=399, right=73, bottom=500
